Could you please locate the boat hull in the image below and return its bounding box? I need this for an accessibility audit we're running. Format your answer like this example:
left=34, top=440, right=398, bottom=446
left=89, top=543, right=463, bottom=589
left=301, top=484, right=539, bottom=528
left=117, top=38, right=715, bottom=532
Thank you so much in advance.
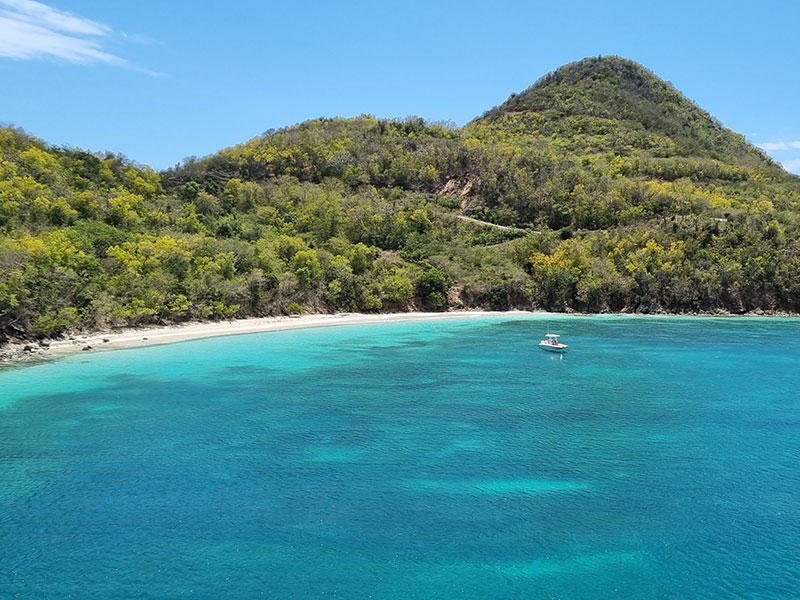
left=539, top=342, right=568, bottom=353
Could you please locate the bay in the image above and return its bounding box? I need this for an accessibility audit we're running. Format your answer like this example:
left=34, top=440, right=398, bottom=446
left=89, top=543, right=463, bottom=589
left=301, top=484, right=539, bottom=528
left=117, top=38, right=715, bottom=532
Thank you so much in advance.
left=1, top=315, right=799, bottom=598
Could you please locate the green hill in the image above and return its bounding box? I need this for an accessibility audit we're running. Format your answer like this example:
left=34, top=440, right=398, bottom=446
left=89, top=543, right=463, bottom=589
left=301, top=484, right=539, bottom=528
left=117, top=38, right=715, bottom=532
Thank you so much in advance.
left=2, top=56, right=799, bottom=344
left=479, top=56, right=772, bottom=166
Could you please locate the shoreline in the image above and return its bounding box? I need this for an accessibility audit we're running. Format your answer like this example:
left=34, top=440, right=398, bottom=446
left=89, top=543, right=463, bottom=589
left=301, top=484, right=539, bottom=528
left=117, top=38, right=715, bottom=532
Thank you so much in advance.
left=0, top=311, right=519, bottom=366
left=1, top=309, right=798, bottom=367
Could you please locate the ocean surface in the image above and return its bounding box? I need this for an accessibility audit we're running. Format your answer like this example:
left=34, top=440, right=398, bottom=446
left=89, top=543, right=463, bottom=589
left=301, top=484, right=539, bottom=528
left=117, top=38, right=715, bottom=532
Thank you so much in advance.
left=1, top=315, right=799, bottom=599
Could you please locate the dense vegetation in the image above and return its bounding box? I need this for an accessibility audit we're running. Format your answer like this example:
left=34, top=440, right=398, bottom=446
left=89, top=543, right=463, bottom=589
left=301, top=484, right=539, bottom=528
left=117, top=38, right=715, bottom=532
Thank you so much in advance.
left=2, top=56, right=799, bottom=343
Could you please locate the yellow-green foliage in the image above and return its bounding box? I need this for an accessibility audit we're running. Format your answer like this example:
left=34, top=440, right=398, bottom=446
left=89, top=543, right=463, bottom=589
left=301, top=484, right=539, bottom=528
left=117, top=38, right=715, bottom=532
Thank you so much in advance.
left=2, top=56, right=800, bottom=341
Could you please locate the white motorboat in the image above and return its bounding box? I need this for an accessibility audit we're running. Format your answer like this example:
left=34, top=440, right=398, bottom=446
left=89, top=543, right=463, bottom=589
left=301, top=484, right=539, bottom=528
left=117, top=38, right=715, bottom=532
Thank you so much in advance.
left=539, top=333, right=568, bottom=352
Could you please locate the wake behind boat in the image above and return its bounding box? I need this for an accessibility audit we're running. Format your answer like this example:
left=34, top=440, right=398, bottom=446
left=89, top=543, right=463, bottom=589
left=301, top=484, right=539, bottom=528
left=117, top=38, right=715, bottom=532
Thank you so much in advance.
left=539, top=333, right=568, bottom=352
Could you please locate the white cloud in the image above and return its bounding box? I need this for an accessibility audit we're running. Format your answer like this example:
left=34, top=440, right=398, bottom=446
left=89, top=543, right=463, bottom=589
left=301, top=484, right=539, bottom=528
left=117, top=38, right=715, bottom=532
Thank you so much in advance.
left=0, top=0, right=109, bottom=36
left=757, top=141, right=800, bottom=151
left=0, top=0, right=157, bottom=72
left=0, top=13, right=121, bottom=63
left=121, top=31, right=157, bottom=45
left=780, top=158, right=800, bottom=175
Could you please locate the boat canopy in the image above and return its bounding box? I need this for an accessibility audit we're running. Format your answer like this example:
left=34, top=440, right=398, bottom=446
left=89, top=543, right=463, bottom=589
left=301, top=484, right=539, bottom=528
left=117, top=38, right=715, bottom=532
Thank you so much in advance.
left=545, top=333, right=560, bottom=338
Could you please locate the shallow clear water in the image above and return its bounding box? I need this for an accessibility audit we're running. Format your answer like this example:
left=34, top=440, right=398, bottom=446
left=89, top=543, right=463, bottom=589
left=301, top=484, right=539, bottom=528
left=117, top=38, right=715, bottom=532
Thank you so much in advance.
left=1, top=315, right=799, bottom=599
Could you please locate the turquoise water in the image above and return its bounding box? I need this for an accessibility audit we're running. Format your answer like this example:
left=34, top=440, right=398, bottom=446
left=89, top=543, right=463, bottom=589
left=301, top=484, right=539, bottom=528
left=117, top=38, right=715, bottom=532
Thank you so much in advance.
left=1, top=315, right=799, bottom=599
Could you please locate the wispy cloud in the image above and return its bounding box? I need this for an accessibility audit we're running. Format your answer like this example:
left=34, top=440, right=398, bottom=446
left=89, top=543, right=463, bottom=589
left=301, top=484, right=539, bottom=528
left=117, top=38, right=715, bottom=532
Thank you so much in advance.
left=755, top=138, right=800, bottom=174
left=1, top=0, right=109, bottom=35
left=757, top=140, right=800, bottom=151
left=0, top=0, right=157, bottom=73
left=780, top=158, right=800, bottom=175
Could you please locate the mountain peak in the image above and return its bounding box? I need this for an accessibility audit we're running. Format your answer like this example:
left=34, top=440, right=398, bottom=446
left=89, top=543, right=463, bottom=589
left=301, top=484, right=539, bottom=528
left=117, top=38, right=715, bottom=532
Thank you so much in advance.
left=475, top=56, right=776, bottom=169
left=485, top=55, right=685, bottom=119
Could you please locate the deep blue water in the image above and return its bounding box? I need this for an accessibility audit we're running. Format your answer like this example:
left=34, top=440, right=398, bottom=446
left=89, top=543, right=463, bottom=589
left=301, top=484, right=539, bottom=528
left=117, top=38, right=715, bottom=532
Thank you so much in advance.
left=1, top=315, right=799, bottom=599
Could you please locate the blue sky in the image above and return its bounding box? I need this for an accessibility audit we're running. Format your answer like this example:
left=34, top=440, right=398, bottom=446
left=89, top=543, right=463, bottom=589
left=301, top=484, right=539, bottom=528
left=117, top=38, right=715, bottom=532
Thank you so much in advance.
left=1, top=0, right=799, bottom=173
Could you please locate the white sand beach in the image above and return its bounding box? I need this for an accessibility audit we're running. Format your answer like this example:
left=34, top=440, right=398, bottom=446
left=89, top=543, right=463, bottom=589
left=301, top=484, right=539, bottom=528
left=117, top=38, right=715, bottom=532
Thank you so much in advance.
left=1, top=311, right=536, bottom=364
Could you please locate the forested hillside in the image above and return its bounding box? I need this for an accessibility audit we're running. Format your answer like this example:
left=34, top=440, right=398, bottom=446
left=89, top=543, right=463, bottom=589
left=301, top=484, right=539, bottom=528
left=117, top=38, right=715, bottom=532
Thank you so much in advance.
left=2, top=56, right=799, bottom=343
